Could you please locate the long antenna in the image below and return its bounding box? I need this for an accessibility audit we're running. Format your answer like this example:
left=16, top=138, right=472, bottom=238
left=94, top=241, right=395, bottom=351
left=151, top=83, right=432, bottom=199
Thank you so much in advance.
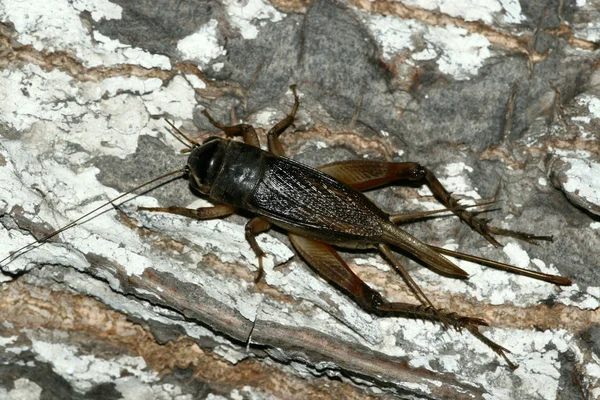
left=0, top=167, right=188, bottom=266
left=164, top=119, right=197, bottom=149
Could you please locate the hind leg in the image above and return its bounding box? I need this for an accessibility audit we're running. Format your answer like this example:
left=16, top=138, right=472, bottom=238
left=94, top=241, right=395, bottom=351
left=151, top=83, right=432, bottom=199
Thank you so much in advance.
left=288, top=233, right=516, bottom=368
left=318, top=160, right=551, bottom=247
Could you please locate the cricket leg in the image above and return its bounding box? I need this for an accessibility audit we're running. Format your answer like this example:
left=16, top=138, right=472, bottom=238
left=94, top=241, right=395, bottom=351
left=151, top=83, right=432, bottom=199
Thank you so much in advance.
left=201, top=110, right=261, bottom=148
left=318, top=160, right=551, bottom=247
left=288, top=233, right=515, bottom=366
left=245, top=217, right=272, bottom=283
left=318, top=161, right=425, bottom=191
left=377, top=243, right=460, bottom=329
left=138, top=204, right=237, bottom=220
left=289, top=234, right=479, bottom=326
left=320, top=160, right=569, bottom=286
left=419, top=166, right=551, bottom=246
left=267, top=85, right=299, bottom=157
left=389, top=201, right=495, bottom=224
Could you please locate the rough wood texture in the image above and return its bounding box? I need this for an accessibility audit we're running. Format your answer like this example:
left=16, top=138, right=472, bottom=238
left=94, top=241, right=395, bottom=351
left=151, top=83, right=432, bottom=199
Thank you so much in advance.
left=0, top=1, right=599, bottom=399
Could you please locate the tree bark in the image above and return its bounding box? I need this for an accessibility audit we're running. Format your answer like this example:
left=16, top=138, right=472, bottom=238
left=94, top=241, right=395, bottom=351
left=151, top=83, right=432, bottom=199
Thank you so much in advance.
left=1, top=1, right=599, bottom=399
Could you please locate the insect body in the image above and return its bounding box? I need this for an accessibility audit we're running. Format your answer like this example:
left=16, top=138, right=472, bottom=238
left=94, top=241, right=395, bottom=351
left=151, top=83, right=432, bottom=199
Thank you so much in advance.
left=3, top=85, right=572, bottom=368
left=141, top=85, right=571, bottom=367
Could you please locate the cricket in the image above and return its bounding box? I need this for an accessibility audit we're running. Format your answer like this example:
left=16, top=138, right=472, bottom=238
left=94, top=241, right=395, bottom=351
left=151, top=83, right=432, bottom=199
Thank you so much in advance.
left=1, top=85, right=572, bottom=369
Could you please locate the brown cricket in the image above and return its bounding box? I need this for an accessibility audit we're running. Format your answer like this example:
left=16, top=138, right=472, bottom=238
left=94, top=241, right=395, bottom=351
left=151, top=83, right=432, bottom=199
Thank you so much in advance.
left=3, top=85, right=572, bottom=368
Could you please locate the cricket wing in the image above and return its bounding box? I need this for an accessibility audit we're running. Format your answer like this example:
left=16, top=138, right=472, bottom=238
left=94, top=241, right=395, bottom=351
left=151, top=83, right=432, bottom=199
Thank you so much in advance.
left=248, top=156, right=387, bottom=243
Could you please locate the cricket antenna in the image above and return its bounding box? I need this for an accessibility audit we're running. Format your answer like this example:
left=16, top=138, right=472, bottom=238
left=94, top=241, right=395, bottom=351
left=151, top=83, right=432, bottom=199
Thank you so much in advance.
left=0, top=167, right=188, bottom=266
left=164, top=119, right=197, bottom=152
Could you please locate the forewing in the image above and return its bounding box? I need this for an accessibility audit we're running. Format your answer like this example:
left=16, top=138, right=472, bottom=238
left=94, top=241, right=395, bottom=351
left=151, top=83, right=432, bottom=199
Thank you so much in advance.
left=249, top=157, right=385, bottom=239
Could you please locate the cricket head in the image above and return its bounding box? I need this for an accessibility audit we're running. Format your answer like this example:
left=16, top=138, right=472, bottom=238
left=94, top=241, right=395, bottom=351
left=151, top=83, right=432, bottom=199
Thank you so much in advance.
left=186, top=136, right=227, bottom=195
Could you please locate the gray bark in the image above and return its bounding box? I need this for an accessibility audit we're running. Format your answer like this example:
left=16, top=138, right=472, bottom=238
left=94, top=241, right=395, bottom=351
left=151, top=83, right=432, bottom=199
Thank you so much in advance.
left=0, top=0, right=599, bottom=399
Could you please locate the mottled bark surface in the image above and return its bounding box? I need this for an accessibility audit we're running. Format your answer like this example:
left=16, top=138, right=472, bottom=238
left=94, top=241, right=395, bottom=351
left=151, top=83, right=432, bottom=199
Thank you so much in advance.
left=0, top=1, right=599, bottom=399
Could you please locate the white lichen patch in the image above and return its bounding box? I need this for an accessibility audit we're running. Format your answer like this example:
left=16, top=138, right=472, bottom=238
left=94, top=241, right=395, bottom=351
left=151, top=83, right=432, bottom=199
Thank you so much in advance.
left=151, top=383, right=195, bottom=400
left=30, top=339, right=157, bottom=393
left=478, top=329, right=572, bottom=400
left=549, top=152, right=600, bottom=216
left=441, top=162, right=480, bottom=199
left=152, top=384, right=195, bottom=400
left=498, top=0, right=526, bottom=23
left=0, top=335, right=18, bottom=347
left=78, top=77, right=163, bottom=103
left=0, top=65, right=177, bottom=160
left=142, top=75, right=197, bottom=120
left=353, top=256, right=390, bottom=272
left=573, top=20, right=600, bottom=43
left=561, top=158, right=600, bottom=203
left=0, top=0, right=170, bottom=69
left=0, top=145, right=92, bottom=271
left=365, top=13, right=492, bottom=80
left=0, top=140, right=160, bottom=278
left=365, top=15, right=421, bottom=58
left=425, top=26, right=492, bottom=80
left=222, top=0, right=285, bottom=40
left=0, top=378, right=43, bottom=400
left=114, top=377, right=155, bottom=400
left=578, top=94, right=600, bottom=119
left=401, top=0, right=524, bottom=24
left=177, top=19, right=227, bottom=66
left=185, top=74, right=208, bottom=90
left=416, top=162, right=480, bottom=202
left=360, top=321, right=578, bottom=400
left=371, top=319, right=408, bottom=358
left=571, top=115, right=592, bottom=124
left=502, top=242, right=531, bottom=268
left=252, top=109, right=279, bottom=127
left=0, top=65, right=79, bottom=132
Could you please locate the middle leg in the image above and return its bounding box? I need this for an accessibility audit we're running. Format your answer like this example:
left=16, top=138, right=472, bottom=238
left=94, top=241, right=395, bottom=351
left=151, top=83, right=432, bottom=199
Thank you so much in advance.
left=267, top=85, right=299, bottom=157
left=245, top=216, right=272, bottom=283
